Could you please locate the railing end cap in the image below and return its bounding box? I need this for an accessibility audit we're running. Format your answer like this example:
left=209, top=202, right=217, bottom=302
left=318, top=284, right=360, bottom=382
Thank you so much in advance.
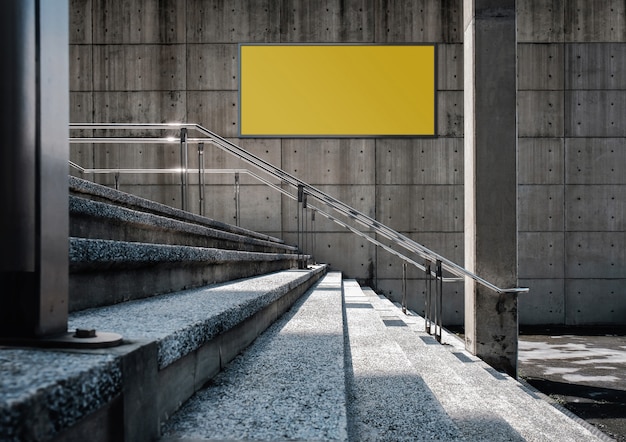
left=500, top=287, right=529, bottom=294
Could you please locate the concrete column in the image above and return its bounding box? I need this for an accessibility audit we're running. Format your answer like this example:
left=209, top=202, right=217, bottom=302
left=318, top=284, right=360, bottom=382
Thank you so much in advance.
left=0, top=0, right=69, bottom=338
left=463, top=0, right=519, bottom=377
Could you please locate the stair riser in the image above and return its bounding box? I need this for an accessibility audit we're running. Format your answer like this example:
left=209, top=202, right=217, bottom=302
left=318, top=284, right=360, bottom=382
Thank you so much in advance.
left=69, top=193, right=296, bottom=256
left=70, top=259, right=299, bottom=311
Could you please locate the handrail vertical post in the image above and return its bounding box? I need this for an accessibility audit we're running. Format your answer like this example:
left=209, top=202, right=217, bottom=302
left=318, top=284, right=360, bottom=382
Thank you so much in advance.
left=114, top=171, right=120, bottom=190
left=402, top=262, right=407, bottom=314
left=297, top=185, right=304, bottom=269
left=234, top=171, right=240, bottom=226
left=198, top=142, right=205, bottom=216
left=311, top=209, right=316, bottom=264
left=180, top=127, right=188, bottom=211
left=425, top=260, right=432, bottom=334
left=435, top=259, right=443, bottom=343
left=302, top=192, right=309, bottom=268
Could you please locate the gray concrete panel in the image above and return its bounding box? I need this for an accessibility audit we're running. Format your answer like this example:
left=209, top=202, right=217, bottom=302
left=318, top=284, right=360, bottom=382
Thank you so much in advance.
left=94, top=91, right=187, bottom=128
left=375, top=278, right=464, bottom=325
left=517, top=0, right=564, bottom=43
left=376, top=251, right=425, bottom=280
left=437, top=90, right=464, bottom=137
left=93, top=45, right=185, bottom=91
left=189, top=185, right=283, bottom=233
left=119, top=184, right=181, bottom=209
left=566, top=91, right=626, bottom=137
left=566, top=185, right=626, bottom=231
left=518, top=279, right=565, bottom=325
left=518, top=43, right=564, bottom=90
left=375, top=138, right=463, bottom=185
left=92, top=143, right=180, bottom=186
left=70, top=0, right=92, bottom=44
left=376, top=277, right=427, bottom=312
left=70, top=144, right=95, bottom=178
left=70, top=45, right=93, bottom=91
left=283, top=232, right=376, bottom=280
left=518, top=138, right=564, bottom=185
left=376, top=232, right=464, bottom=279
left=374, top=0, right=462, bottom=43
left=438, top=44, right=463, bottom=91
left=564, top=0, right=626, bottom=43
left=196, top=138, right=282, bottom=185
left=93, top=0, right=186, bottom=44
left=70, top=92, right=94, bottom=178
left=186, top=0, right=280, bottom=43
left=518, top=232, right=565, bottom=279
left=281, top=185, right=376, bottom=232
left=518, top=90, right=564, bottom=137
left=186, top=91, right=238, bottom=137
left=376, top=185, right=463, bottom=232
left=566, top=43, right=626, bottom=90
left=565, top=232, right=626, bottom=279
left=415, top=231, right=465, bottom=270
left=565, top=138, right=626, bottom=184
left=280, top=0, right=374, bottom=42
left=519, top=185, right=564, bottom=232
left=565, top=279, right=626, bottom=325
left=70, top=91, right=94, bottom=122
left=187, top=44, right=238, bottom=91
left=282, top=139, right=375, bottom=185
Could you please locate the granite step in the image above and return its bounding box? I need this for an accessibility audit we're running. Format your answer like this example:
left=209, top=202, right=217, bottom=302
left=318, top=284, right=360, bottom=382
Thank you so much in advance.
left=359, top=286, right=610, bottom=442
left=0, top=266, right=327, bottom=441
left=69, top=237, right=305, bottom=311
left=159, top=271, right=347, bottom=441
left=70, top=193, right=296, bottom=254
left=70, top=175, right=285, bottom=246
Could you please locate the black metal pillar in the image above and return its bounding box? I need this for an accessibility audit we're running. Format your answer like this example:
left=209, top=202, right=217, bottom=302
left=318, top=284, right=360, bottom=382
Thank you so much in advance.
left=0, top=0, right=69, bottom=338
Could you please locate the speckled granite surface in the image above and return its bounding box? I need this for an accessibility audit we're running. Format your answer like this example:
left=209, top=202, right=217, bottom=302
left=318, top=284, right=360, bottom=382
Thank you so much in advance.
left=69, top=175, right=284, bottom=244
left=343, top=280, right=462, bottom=442
left=1, top=267, right=324, bottom=440
left=70, top=237, right=297, bottom=270
left=160, top=271, right=347, bottom=441
left=0, top=349, right=121, bottom=442
left=70, top=266, right=326, bottom=368
left=70, top=195, right=297, bottom=253
left=359, top=286, right=609, bottom=442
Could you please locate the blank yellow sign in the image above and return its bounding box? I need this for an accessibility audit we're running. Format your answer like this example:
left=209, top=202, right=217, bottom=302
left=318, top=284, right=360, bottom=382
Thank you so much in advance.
left=239, top=45, right=436, bottom=136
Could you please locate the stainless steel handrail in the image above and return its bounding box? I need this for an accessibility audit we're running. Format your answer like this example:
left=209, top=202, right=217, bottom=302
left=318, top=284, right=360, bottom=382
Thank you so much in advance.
left=69, top=122, right=528, bottom=296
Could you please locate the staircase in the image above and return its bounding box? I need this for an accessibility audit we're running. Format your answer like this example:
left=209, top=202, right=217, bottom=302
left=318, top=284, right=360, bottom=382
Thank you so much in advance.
left=0, top=177, right=323, bottom=442
left=0, top=177, right=610, bottom=441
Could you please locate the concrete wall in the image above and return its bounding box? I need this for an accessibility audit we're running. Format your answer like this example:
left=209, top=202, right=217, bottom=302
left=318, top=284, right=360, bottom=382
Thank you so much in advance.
left=70, top=0, right=626, bottom=325
left=517, top=0, right=626, bottom=325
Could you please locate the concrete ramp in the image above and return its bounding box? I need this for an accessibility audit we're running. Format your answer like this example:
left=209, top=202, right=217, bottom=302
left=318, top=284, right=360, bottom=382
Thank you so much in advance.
left=160, top=277, right=611, bottom=441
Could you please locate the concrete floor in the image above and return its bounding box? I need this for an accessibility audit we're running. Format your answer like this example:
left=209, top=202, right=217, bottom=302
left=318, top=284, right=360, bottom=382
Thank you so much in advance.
left=518, top=326, right=626, bottom=442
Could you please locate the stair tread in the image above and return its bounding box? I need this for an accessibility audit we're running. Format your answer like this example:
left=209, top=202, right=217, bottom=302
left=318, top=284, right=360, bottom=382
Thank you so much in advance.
left=70, top=194, right=296, bottom=253
left=70, top=266, right=326, bottom=369
left=0, top=348, right=121, bottom=439
left=70, top=175, right=284, bottom=244
left=70, top=237, right=298, bottom=270
left=160, top=272, right=347, bottom=441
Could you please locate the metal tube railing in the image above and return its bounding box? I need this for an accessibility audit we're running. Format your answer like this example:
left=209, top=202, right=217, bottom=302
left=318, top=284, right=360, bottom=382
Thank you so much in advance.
left=69, top=122, right=528, bottom=326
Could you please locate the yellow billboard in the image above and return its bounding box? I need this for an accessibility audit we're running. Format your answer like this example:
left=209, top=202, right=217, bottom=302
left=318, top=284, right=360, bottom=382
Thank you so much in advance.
left=239, top=44, right=436, bottom=136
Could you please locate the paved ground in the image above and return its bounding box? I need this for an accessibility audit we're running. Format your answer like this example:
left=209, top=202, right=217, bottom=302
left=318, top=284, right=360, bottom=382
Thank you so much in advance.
left=518, top=326, right=626, bottom=442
